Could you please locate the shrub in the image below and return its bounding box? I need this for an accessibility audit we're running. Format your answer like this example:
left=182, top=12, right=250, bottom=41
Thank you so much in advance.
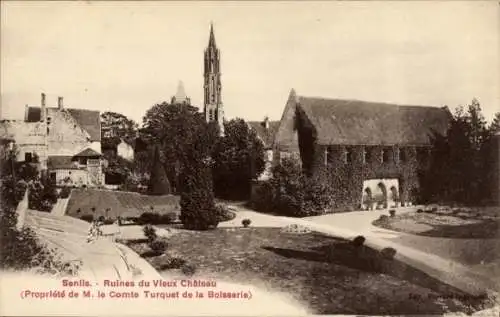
left=215, top=204, right=236, bottom=222
left=258, top=157, right=334, bottom=217
left=181, top=263, right=196, bottom=276
left=149, top=240, right=167, bottom=254
left=160, top=212, right=178, bottom=224
left=80, top=215, right=94, bottom=222
left=102, top=218, right=114, bottom=225
left=28, top=179, right=59, bottom=212
left=242, top=219, right=251, bottom=228
left=143, top=225, right=157, bottom=242
left=251, top=181, right=275, bottom=213
left=148, top=145, right=171, bottom=195
left=179, top=164, right=219, bottom=230
left=378, top=215, right=389, bottom=222
left=138, top=212, right=161, bottom=225
left=59, top=187, right=71, bottom=199
left=380, top=247, right=397, bottom=260
left=180, top=189, right=219, bottom=230
left=352, top=235, right=366, bottom=247
left=159, top=256, right=186, bottom=270
left=389, top=209, right=396, bottom=217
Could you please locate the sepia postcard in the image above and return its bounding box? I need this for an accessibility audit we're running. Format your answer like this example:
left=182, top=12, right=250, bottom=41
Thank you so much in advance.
left=0, top=1, right=499, bottom=316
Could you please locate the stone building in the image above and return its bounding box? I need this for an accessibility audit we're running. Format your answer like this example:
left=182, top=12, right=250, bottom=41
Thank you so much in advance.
left=274, top=89, right=450, bottom=210
left=247, top=117, right=279, bottom=181
left=0, top=93, right=104, bottom=187
left=204, top=23, right=224, bottom=134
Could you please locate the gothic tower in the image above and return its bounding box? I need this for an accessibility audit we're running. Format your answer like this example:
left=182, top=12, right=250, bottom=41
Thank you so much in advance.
left=204, top=23, right=224, bottom=134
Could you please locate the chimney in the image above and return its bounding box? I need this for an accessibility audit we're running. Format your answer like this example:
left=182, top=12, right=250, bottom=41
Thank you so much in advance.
left=41, top=93, right=47, bottom=122
left=262, top=116, right=270, bottom=130
left=58, top=96, right=64, bottom=110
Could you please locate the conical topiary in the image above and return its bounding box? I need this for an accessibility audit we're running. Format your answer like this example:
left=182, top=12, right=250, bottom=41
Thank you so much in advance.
left=147, top=145, right=171, bottom=195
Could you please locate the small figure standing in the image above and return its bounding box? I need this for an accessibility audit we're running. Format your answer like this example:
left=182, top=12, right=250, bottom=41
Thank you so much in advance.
left=86, top=220, right=102, bottom=243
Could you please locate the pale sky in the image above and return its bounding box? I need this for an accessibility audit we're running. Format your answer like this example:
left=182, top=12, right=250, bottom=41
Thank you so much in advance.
left=1, top=1, right=499, bottom=125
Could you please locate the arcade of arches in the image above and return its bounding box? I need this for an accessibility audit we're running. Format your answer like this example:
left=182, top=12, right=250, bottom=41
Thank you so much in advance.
left=361, top=179, right=401, bottom=210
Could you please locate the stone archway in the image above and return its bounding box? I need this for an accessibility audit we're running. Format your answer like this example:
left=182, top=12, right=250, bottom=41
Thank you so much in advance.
left=374, top=182, right=388, bottom=209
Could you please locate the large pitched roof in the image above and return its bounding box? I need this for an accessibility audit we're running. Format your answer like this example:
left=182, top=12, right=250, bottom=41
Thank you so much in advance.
left=73, top=148, right=102, bottom=158
left=247, top=120, right=280, bottom=147
left=297, top=96, right=450, bottom=146
left=25, top=107, right=101, bottom=142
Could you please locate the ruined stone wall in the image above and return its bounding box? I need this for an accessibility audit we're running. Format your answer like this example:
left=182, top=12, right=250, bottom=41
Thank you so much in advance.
left=46, top=109, right=91, bottom=156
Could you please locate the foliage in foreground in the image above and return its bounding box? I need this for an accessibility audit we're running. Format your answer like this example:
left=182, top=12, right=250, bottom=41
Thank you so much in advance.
left=0, top=181, right=77, bottom=275
left=0, top=144, right=77, bottom=275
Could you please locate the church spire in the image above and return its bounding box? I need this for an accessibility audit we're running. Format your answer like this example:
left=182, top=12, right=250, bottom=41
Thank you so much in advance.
left=204, top=22, right=224, bottom=135
left=208, top=22, right=216, bottom=48
left=171, top=80, right=191, bottom=105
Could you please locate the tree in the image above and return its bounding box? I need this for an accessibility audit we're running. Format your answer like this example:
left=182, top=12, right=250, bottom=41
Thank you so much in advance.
left=0, top=144, right=57, bottom=212
left=103, top=151, right=134, bottom=185
left=490, top=112, right=500, bottom=133
left=177, top=116, right=219, bottom=230
left=100, top=111, right=138, bottom=147
left=212, top=119, right=265, bottom=200
left=147, top=145, right=171, bottom=195
left=142, top=101, right=219, bottom=229
left=421, top=99, right=493, bottom=205
left=141, top=102, right=218, bottom=193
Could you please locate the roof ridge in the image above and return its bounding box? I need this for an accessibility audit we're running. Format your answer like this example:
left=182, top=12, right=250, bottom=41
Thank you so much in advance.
left=298, top=95, right=441, bottom=109
left=27, top=105, right=100, bottom=113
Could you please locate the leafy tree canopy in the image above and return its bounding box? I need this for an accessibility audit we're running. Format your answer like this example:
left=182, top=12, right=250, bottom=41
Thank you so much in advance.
left=101, top=111, right=138, bottom=149
left=141, top=102, right=218, bottom=193
left=212, top=118, right=266, bottom=199
left=421, top=99, right=495, bottom=205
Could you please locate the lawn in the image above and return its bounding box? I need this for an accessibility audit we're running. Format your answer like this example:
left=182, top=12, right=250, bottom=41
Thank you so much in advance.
left=372, top=208, right=500, bottom=239
left=65, top=188, right=180, bottom=220
left=372, top=208, right=500, bottom=283
left=126, top=227, right=492, bottom=315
